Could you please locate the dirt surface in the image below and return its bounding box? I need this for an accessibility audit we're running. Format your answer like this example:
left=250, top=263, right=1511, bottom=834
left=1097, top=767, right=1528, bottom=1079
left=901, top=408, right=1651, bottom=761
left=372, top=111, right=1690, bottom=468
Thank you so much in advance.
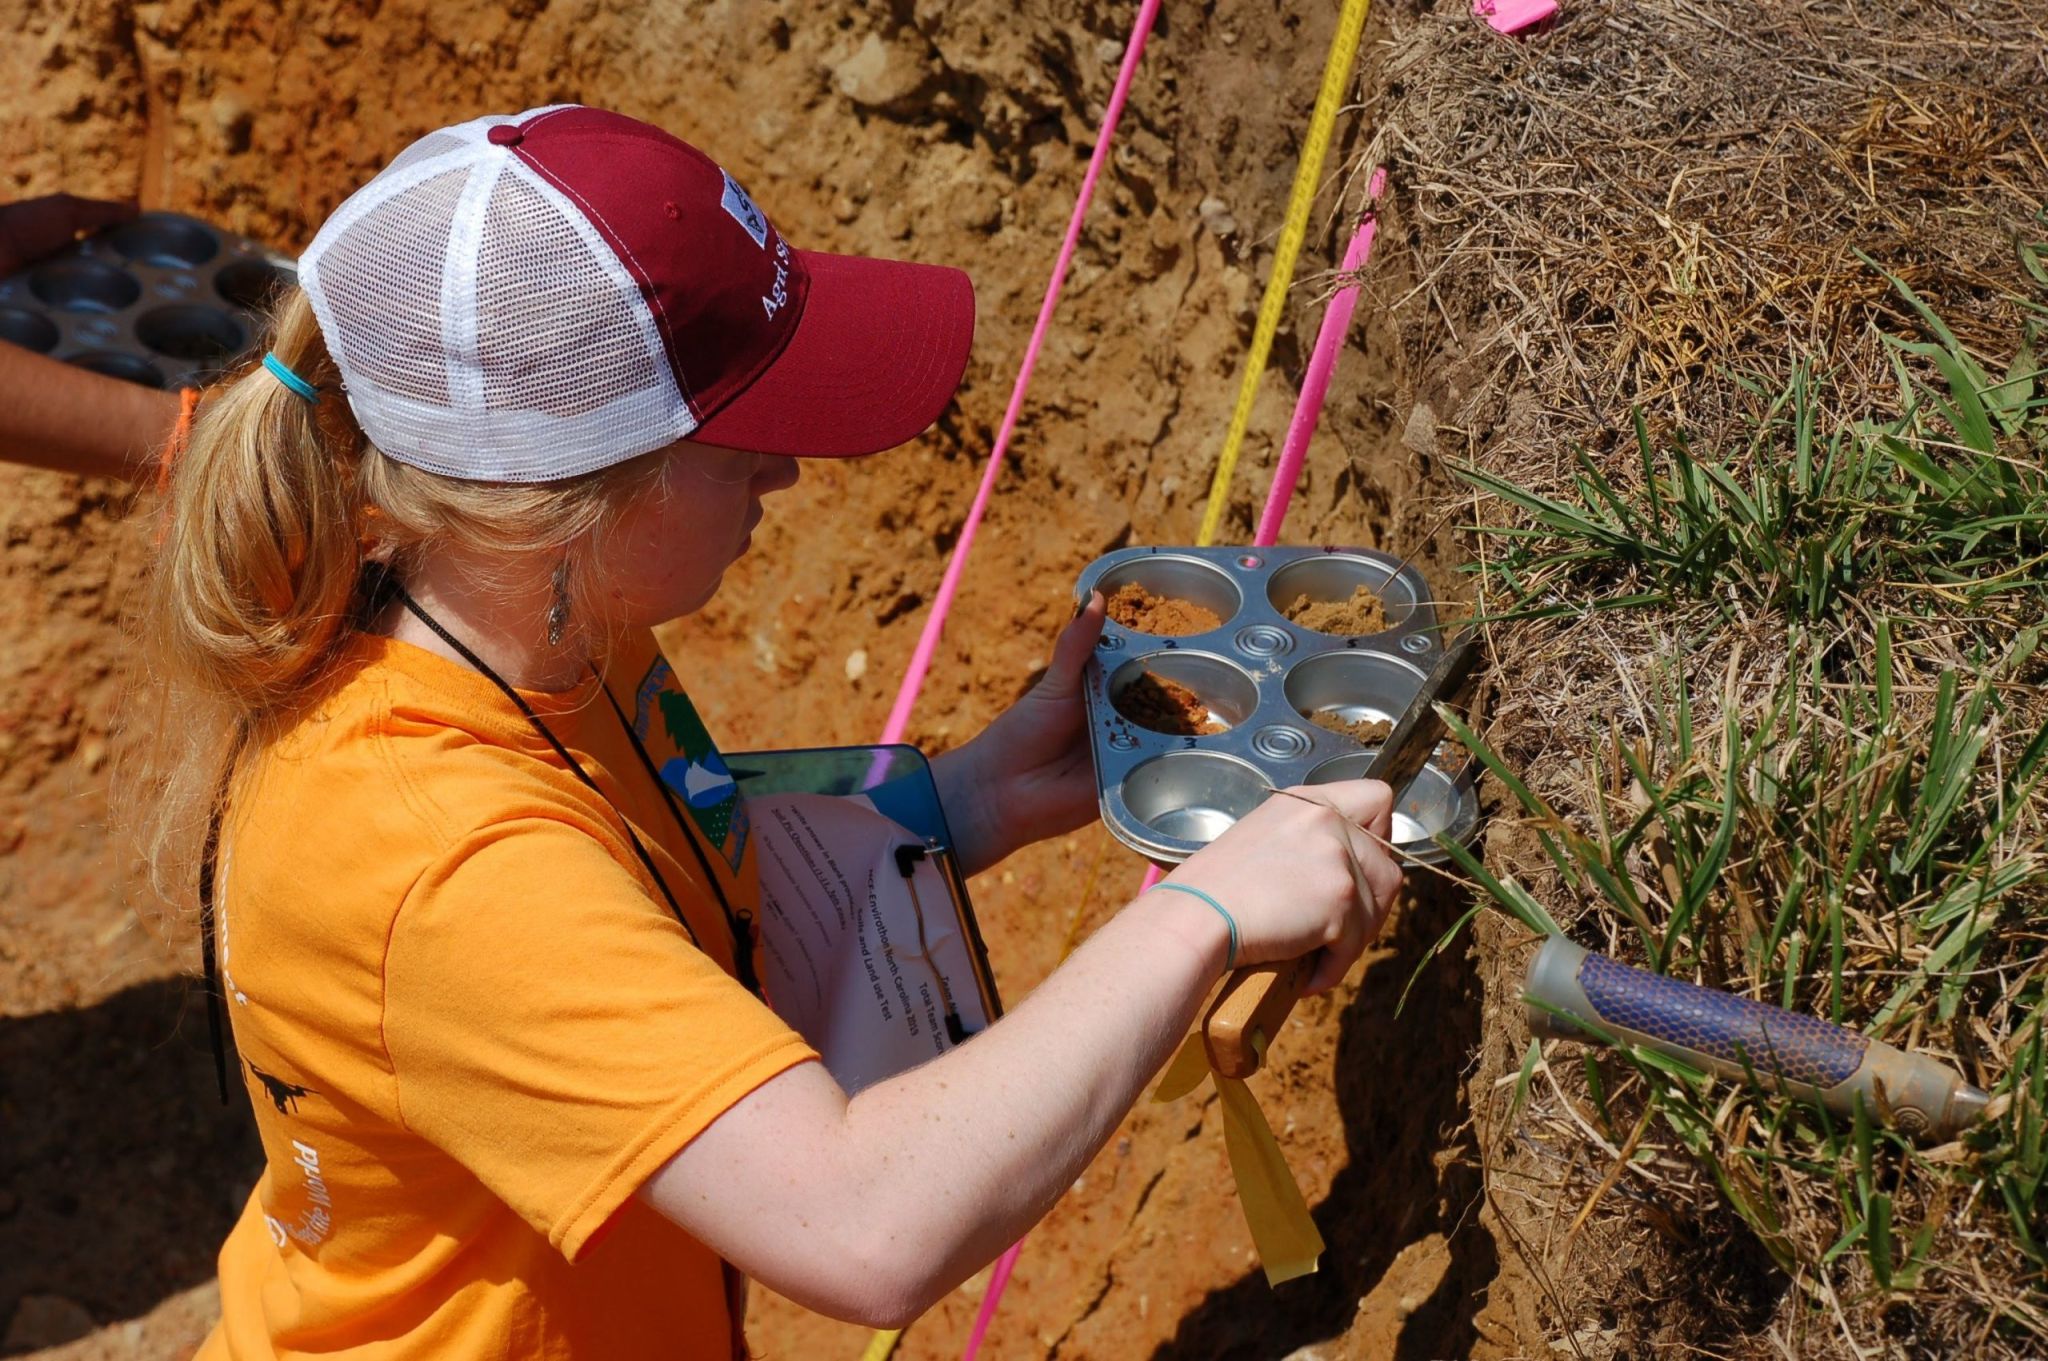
left=0, top=1, right=1506, bottom=1358
left=1104, top=583, right=1223, bottom=637
left=1304, top=713, right=1392, bottom=747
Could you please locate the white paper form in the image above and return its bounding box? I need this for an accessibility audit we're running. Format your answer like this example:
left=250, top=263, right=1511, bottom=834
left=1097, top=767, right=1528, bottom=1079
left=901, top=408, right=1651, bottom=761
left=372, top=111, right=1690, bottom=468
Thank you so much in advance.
left=751, top=792, right=991, bottom=1094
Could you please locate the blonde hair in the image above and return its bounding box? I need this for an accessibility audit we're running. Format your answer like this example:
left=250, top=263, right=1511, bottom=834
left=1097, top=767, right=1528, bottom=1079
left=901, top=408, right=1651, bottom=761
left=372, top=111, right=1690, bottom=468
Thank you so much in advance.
left=127, top=286, right=669, bottom=918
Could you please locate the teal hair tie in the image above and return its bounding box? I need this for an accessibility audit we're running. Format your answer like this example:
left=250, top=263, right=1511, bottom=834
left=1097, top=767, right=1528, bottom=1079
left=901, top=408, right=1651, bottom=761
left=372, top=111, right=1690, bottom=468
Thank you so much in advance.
left=262, top=352, right=319, bottom=403
left=1148, top=882, right=1238, bottom=970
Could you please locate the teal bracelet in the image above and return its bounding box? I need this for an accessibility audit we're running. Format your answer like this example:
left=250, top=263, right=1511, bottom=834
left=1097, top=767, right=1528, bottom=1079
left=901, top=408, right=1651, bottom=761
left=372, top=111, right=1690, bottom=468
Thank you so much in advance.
left=1148, top=882, right=1239, bottom=970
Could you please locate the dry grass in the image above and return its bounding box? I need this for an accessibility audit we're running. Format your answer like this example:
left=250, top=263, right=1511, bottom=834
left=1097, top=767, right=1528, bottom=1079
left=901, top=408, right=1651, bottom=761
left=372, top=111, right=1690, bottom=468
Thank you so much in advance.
left=1355, top=0, right=2048, bottom=1354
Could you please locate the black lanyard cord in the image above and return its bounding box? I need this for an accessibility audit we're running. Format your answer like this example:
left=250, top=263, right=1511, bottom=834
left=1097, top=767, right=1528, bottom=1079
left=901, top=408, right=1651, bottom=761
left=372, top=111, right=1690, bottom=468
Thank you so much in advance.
left=388, top=587, right=710, bottom=953
left=198, top=725, right=249, bottom=1104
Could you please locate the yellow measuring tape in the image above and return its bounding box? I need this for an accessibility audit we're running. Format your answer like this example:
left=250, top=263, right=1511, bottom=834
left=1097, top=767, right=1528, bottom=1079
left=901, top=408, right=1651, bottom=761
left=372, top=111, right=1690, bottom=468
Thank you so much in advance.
left=1196, top=0, right=1375, bottom=548
left=1161, top=0, right=1376, bottom=1287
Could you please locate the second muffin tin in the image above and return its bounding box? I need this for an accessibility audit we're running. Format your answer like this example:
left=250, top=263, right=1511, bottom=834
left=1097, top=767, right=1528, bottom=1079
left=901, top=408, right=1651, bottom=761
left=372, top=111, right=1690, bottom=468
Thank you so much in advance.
left=0, top=211, right=296, bottom=390
left=1077, top=545, right=1479, bottom=865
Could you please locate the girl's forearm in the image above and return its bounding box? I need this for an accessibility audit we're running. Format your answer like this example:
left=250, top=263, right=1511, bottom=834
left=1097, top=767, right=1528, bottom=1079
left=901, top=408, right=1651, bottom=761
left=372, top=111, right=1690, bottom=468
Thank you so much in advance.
left=659, top=775, right=1396, bottom=1325
left=643, top=879, right=1235, bottom=1326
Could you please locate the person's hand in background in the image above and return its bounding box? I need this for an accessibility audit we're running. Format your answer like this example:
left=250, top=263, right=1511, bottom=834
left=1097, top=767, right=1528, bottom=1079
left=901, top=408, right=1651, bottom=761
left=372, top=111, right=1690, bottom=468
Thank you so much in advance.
left=0, top=194, right=138, bottom=276
left=0, top=193, right=182, bottom=482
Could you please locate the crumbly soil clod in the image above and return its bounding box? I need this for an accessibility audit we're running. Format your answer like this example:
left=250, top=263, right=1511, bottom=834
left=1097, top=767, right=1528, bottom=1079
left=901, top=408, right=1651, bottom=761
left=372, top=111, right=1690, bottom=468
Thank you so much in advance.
left=1105, top=583, right=1224, bottom=636
left=1117, top=671, right=1225, bottom=735
left=1305, top=711, right=1393, bottom=745
left=1284, top=585, right=1388, bottom=635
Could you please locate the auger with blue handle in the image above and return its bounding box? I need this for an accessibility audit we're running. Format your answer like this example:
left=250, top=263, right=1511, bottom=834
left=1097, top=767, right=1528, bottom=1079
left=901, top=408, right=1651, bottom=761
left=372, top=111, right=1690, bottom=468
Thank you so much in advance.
left=1524, top=936, right=1990, bottom=1141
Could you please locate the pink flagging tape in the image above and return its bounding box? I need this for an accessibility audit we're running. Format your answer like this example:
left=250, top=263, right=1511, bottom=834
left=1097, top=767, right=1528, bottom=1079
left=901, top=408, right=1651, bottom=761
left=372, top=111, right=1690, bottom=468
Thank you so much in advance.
left=1473, top=0, right=1558, bottom=35
left=1252, top=169, right=1389, bottom=548
left=878, top=0, right=1165, bottom=747
left=961, top=1236, right=1024, bottom=1361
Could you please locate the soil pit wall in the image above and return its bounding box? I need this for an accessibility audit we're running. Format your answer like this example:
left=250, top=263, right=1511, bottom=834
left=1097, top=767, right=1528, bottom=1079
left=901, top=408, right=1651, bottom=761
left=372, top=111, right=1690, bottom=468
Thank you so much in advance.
left=0, top=1, right=1501, bottom=1357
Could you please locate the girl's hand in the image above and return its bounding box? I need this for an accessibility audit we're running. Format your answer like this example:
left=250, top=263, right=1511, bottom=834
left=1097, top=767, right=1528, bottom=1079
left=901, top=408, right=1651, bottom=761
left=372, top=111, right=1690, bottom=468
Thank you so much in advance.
left=1165, top=778, right=1403, bottom=994
left=933, top=592, right=1107, bottom=875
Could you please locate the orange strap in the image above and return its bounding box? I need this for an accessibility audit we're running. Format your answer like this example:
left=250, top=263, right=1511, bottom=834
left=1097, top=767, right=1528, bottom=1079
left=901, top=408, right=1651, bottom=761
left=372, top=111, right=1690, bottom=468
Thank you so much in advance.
left=157, top=386, right=201, bottom=492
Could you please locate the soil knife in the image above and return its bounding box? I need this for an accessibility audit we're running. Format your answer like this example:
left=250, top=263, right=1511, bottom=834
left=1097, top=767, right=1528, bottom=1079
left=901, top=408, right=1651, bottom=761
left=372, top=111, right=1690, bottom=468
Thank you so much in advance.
left=1201, top=626, right=1483, bottom=1079
left=1524, top=936, right=1989, bottom=1141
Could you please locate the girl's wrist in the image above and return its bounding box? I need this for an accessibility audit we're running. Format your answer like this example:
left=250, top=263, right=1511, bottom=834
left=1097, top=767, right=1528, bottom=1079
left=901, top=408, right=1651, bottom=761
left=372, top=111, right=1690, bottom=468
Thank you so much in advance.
left=1123, top=884, right=1233, bottom=982
left=930, top=743, right=1005, bottom=876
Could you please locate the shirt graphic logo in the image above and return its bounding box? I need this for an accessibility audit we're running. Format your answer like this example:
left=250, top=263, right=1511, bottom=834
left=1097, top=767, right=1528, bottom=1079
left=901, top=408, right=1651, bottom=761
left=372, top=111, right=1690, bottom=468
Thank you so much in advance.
left=720, top=171, right=769, bottom=249
left=633, top=657, right=752, bottom=872
left=247, top=1059, right=316, bottom=1114
left=266, top=1138, right=336, bottom=1250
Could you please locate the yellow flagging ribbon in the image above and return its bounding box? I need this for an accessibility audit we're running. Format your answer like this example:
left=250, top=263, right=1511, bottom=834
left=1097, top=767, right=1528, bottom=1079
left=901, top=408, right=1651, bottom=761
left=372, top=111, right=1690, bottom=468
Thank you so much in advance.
left=1195, top=0, right=1375, bottom=546
left=1153, top=1033, right=1325, bottom=1285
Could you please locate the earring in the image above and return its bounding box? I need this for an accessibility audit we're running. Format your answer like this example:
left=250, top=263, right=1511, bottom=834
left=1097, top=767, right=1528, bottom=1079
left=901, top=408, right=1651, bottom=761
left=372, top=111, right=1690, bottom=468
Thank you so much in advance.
left=546, top=557, right=572, bottom=647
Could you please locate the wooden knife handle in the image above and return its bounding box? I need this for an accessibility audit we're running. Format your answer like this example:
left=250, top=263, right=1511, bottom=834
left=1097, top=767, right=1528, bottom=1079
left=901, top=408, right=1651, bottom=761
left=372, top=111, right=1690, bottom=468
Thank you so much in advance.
left=1204, top=955, right=1318, bottom=1078
left=1197, top=627, right=1482, bottom=1077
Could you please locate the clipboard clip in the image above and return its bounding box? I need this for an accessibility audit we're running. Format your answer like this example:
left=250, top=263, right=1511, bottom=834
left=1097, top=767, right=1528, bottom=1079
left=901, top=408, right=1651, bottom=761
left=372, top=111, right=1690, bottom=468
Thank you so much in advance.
left=895, top=839, right=973, bottom=1044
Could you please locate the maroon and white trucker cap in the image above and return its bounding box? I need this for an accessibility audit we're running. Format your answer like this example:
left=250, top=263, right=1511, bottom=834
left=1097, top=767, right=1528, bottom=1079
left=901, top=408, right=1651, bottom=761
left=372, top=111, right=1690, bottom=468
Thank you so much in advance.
left=298, top=105, right=975, bottom=481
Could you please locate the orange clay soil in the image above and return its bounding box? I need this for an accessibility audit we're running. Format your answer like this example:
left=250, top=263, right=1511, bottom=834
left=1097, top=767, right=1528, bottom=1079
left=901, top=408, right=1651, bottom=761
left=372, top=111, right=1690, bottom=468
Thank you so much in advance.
left=1105, top=582, right=1223, bottom=635
left=1306, top=711, right=1394, bottom=745
left=1116, top=671, right=1225, bottom=735
left=1284, top=584, right=1389, bottom=635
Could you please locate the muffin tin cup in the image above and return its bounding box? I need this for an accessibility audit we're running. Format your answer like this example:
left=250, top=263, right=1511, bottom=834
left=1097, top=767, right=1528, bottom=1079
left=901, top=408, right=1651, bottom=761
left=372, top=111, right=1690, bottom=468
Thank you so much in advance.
left=1080, top=545, right=1476, bottom=866
left=1303, top=751, right=1479, bottom=862
left=0, top=211, right=296, bottom=389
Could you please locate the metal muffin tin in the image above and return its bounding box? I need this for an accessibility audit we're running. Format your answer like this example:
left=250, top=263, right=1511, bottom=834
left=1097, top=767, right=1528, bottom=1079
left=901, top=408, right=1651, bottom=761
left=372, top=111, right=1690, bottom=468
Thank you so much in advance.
left=0, top=211, right=296, bottom=390
left=1077, top=545, right=1480, bottom=865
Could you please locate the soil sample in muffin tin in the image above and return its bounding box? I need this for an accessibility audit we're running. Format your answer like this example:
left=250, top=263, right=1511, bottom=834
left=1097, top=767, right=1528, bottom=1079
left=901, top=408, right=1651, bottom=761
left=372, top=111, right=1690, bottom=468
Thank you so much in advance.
left=1304, top=711, right=1394, bottom=745
left=1283, top=585, right=1388, bottom=635
left=1106, top=582, right=1223, bottom=636
left=1118, top=671, right=1226, bottom=735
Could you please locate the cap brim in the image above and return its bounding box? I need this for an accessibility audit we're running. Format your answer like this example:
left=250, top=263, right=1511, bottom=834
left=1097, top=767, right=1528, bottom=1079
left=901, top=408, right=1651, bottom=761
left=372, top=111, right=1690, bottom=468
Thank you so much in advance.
left=688, top=250, right=974, bottom=458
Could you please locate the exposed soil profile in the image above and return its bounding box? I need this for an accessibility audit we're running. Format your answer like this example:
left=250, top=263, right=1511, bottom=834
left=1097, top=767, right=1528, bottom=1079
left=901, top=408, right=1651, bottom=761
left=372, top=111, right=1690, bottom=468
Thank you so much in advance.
left=1105, top=582, right=1224, bottom=636
left=1117, top=671, right=1226, bottom=736
left=1284, top=585, right=1389, bottom=635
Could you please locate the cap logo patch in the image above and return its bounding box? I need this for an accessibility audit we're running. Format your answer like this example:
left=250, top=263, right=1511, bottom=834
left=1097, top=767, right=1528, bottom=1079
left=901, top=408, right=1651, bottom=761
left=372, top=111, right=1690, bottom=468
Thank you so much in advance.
left=720, top=171, right=769, bottom=249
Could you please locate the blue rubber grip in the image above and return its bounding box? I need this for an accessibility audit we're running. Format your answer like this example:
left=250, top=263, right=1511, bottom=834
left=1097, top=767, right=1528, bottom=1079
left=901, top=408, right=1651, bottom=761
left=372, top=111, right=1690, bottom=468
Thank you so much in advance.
left=1578, top=951, right=1868, bottom=1088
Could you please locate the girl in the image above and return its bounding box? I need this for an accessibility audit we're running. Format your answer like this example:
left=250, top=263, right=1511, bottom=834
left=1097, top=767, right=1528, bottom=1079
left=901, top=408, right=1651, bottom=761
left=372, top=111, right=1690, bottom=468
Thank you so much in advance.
left=137, top=105, right=1404, bottom=1358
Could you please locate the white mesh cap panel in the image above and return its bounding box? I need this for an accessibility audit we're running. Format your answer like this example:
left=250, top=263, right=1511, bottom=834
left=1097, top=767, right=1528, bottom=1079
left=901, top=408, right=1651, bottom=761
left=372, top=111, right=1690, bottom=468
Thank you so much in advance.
left=476, top=172, right=666, bottom=422
left=298, top=107, right=692, bottom=483
left=307, top=166, right=469, bottom=409
left=377, top=131, right=471, bottom=181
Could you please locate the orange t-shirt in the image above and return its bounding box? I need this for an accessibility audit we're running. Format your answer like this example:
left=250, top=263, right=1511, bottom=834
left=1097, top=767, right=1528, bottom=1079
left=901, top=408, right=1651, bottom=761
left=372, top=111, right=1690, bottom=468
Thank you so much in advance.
left=198, top=631, right=818, bottom=1360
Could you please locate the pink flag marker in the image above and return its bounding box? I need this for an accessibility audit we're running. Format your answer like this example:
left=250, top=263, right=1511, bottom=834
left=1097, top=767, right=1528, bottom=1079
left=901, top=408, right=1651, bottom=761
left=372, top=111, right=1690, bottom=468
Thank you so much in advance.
left=1473, top=0, right=1558, bottom=35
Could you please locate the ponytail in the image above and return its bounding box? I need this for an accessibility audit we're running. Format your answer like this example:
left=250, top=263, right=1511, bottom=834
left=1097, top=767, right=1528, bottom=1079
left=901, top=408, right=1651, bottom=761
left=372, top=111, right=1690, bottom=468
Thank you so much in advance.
left=158, top=290, right=368, bottom=711
left=127, top=288, right=369, bottom=910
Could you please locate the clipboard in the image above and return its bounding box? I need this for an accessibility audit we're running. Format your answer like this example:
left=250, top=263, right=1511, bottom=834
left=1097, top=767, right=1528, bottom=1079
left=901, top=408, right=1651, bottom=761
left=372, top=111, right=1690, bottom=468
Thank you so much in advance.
left=729, top=745, right=1003, bottom=1093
